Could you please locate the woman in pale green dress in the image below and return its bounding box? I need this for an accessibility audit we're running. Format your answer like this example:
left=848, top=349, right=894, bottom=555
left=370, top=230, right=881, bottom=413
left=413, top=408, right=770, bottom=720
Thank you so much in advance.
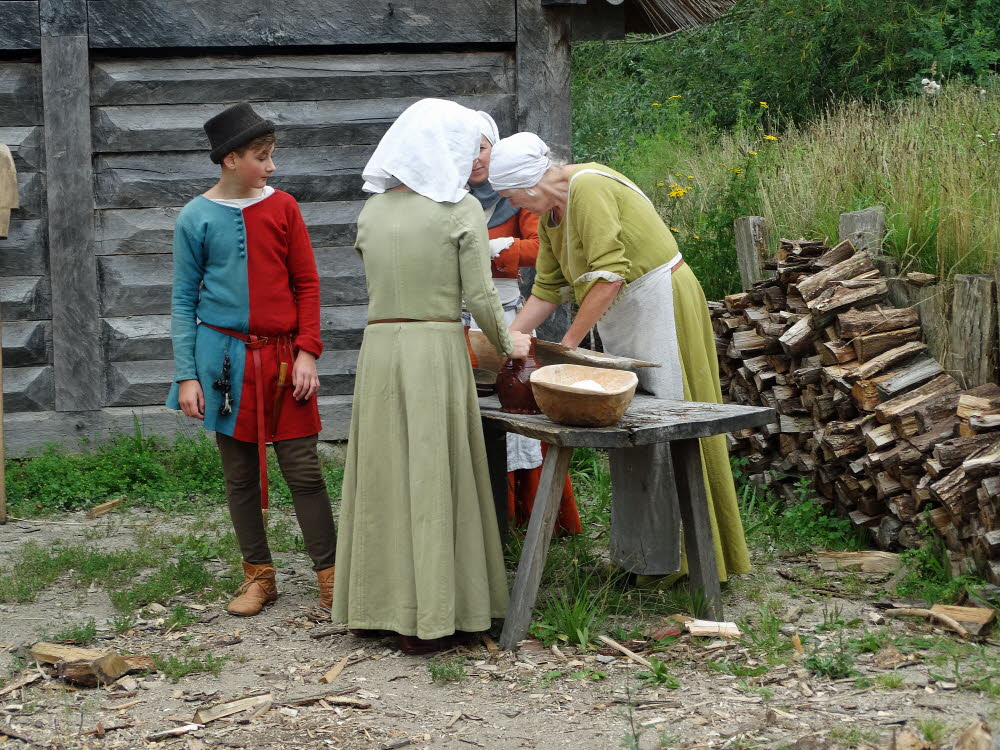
left=332, top=99, right=531, bottom=654
left=488, top=132, right=750, bottom=584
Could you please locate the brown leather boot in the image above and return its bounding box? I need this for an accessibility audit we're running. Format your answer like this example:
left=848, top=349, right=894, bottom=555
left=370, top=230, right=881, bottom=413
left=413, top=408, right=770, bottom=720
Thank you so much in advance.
left=316, top=566, right=335, bottom=609
left=226, top=562, right=277, bottom=616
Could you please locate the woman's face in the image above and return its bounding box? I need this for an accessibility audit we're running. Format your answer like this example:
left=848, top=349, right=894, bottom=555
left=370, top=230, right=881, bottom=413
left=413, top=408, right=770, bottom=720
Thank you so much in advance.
left=497, top=185, right=551, bottom=216
left=469, top=136, right=492, bottom=186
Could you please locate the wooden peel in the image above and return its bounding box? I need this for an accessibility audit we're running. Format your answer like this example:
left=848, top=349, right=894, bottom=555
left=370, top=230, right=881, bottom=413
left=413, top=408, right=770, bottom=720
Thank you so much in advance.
left=467, top=330, right=660, bottom=372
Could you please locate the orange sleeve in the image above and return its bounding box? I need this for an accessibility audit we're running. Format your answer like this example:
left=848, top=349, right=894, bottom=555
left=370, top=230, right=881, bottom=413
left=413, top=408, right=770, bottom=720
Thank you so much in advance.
left=512, top=210, right=540, bottom=267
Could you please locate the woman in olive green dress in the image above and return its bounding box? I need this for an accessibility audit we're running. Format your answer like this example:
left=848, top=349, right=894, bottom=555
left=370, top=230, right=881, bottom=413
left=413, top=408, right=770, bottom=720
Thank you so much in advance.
left=488, top=132, right=750, bottom=584
left=332, top=100, right=531, bottom=654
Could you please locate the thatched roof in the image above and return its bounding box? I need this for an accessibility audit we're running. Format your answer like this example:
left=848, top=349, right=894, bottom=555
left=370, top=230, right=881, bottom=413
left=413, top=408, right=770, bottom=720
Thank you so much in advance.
left=626, top=0, right=736, bottom=34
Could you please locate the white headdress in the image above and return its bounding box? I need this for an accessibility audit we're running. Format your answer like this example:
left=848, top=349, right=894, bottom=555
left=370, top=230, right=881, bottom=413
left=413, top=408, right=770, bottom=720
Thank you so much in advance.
left=488, top=132, right=551, bottom=191
left=477, top=111, right=500, bottom=146
left=362, top=98, right=482, bottom=204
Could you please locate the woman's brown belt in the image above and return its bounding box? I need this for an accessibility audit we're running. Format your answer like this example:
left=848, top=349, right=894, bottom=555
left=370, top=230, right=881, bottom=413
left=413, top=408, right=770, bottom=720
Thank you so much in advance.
left=201, top=322, right=295, bottom=513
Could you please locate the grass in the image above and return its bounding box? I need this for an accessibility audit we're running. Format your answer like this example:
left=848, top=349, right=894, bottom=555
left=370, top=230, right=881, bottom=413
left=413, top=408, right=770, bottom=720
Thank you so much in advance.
left=428, top=657, right=466, bottom=684
left=915, top=719, right=950, bottom=744
left=635, top=657, right=680, bottom=688
left=876, top=674, right=904, bottom=689
left=153, top=651, right=229, bottom=682
left=164, top=605, right=198, bottom=631
left=578, top=79, right=999, bottom=301
left=49, top=619, right=97, bottom=646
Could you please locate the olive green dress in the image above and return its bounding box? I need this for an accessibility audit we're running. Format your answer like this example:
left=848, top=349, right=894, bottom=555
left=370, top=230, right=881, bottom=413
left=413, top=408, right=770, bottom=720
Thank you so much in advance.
left=533, top=164, right=751, bottom=582
left=332, top=191, right=513, bottom=639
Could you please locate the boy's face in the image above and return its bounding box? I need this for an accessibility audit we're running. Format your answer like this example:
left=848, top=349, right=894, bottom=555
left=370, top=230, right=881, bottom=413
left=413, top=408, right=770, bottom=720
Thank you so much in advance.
left=225, top=144, right=276, bottom=189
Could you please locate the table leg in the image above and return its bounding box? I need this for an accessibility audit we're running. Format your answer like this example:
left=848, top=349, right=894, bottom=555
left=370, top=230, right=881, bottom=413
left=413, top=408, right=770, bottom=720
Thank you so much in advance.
left=608, top=443, right=681, bottom=575
left=671, top=438, right=723, bottom=621
left=499, top=444, right=574, bottom=650
left=483, top=424, right=509, bottom=545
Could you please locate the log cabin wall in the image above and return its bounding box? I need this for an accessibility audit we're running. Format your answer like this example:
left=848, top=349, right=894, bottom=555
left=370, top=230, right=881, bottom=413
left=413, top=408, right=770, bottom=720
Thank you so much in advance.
left=0, top=0, right=597, bottom=456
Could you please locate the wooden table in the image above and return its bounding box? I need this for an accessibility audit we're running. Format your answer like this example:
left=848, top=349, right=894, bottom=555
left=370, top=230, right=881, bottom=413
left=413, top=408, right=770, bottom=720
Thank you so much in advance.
left=480, top=394, right=775, bottom=650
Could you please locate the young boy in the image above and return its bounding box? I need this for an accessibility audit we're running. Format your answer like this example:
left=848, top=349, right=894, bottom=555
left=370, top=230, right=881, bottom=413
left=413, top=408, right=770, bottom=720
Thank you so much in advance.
left=167, top=103, right=336, bottom=616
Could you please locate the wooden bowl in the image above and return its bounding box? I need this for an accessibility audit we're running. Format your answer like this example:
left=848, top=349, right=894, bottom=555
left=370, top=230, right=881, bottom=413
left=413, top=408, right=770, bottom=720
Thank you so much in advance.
left=529, top=364, right=638, bottom=427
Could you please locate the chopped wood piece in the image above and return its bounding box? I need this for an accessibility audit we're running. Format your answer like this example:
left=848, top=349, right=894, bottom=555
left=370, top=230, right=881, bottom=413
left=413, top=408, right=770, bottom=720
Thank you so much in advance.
left=596, top=635, right=653, bottom=668
left=852, top=326, right=922, bottom=363
left=147, top=724, right=201, bottom=741
left=192, top=693, right=271, bottom=724
left=29, top=642, right=132, bottom=687
left=812, top=239, right=856, bottom=269
left=85, top=497, right=123, bottom=519
left=816, top=551, right=900, bottom=573
left=794, top=251, right=873, bottom=301
left=684, top=620, right=742, bottom=639
left=851, top=341, right=927, bottom=381
left=779, top=316, right=817, bottom=355
left=956, top=383, right=1000, bottom=418
left=928, top=604, right=995, bottom=636
left=319, top=656, right=350, bottom=685
left=836, top=306, right=919, bottom=339
left=969, top=414, right=1000, bottom=431
left=906, top=272, right=938, bottom=286
left=962, top=440, right=1000, bottom=478
left=883, top=607, right=969, bottom=638
left=808, top=281, right=889, bottom=322
left=875, top=374, right=961, bottom=424
left=933, top=434, right=999, bottom=468
left=0, top=671, right=43, bottom=698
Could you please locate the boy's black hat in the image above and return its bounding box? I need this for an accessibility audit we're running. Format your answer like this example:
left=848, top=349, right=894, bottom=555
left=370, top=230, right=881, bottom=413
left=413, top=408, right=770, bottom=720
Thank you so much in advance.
left=204, top=103, right=275, bottom=164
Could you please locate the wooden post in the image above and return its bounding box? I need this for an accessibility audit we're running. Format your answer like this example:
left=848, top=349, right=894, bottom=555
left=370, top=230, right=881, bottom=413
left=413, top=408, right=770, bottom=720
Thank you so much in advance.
left=733, top=216, right=769, bottom=291
left=608, top=443, right=681, bottom=574
left=0, top=143, right=14, bottom=525
left=947, top=275, right=997, bottom=389
left=838, top=206, right=886, bottom=253
left=40, top=0, right=103, bottom=411
left=500, top=443, right=573, bottom=649
left=671, top=438, right=723, bottom=621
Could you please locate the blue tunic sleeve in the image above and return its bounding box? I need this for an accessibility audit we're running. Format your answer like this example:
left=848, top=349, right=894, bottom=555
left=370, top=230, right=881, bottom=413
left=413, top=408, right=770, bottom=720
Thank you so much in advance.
left=171, top=209, right=204, bottom=383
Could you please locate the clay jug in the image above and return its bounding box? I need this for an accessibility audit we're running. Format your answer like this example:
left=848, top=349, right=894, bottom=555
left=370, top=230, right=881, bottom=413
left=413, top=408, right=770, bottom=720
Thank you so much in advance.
left=496, top=339, right=542, bottom=414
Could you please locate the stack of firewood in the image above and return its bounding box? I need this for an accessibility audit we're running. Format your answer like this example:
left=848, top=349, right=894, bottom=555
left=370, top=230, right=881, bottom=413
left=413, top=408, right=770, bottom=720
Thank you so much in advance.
left=713, top=238, right=1000, bottom=582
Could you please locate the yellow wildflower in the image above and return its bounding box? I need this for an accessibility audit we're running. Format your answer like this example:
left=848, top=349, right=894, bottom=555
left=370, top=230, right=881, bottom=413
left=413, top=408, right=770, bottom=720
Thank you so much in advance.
left=764, top=135, right=779, bottom=141
left=670, top=226, right=679, bottom=233
left=651, top=102, right=662, bottom=107
left=731, top=167, right=743, bottom=174
left=759, top=101, right=769, bottom=108
left=668, top=94, right=682, bottom=99
left=693, top=234, right=701, bottom=240
left=687, top=175, right=694, bottom=180
left=656, top=181, right=664, bottom=187
left=748, top=150, right=758, bottom=155
left=668, top=187, right=689, bottom=198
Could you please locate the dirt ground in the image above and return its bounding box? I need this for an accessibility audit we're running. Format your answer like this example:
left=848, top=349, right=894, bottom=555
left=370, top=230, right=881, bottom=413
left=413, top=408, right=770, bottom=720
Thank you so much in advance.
left=1, top=508, right=998, bottom=750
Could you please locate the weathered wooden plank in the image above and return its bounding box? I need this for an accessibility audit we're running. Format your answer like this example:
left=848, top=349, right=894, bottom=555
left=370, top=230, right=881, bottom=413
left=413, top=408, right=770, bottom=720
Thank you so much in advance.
left=88, top=1, right=516, bottom=48
left=609, top=443, right=681, bottom=575
left=0, top=219, right=48, bottom=275
left=104, top=350, right=360, bottom=406
left=90, top=52, right=514, bottom=107
left=316, top=247, right=368, bottom=307
left=42, top=33, right=102, bottom=411
left=947, top=274, right=997, bottom=389
left=516, top=0, right=572, bottom=158
left=480, top=396, right=775, bottom=449
left=0, top=2, right=40, bottom=50
left=91, top=95, right=512, bottom=153
left=13, top=172, right=45, bottom=220
left=102, top=314, right=170, bottom=362
left=2, top=395, right=352, bottom=456
left=40, top=0, right=86, bottom=35
left=94, top=147, right=370, bottom=209
left=734, top=216, right=769, bottom=291
left=0, top=63, right=43, bottom=126
left=0, top=276, right=51, bottom=321
left=838, top=206, right=885, bottom=253
left=3, top=320, right=50, bottom=367
left=0, top=126, right=45, bottom=172
left=95, top=202, right=363, bottom=255
left=672, top=438, right=723, bottom=620
left=3, top=365, right=54, bottom=412
left=320, top=306, right=367, bottom=352
left=499, top=444, right=574, bottom=649
left=98, top=254, right=172, bottom=316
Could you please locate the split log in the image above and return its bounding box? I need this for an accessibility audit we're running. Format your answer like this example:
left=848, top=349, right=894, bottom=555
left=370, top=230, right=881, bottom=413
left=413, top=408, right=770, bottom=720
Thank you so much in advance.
left=808, top=280, right=889, bottom=323
left=779, top=316, right=817, bottom=355
left=816, top=550, right=899, bottom=573
left=817, top=339, right=856, bottom=366
left=883, top=608, right=969, bottom=638
left=193, top=693, right=272, bottom=724
left=851, top=326, right=922, bottom=363
left=850, top=341, right=927, bottom=381
left=836, top=306, right=919, bottom=340
left=956, top=384, right=1000, bottom=419
left=969, top=414, right=1000, bottom=431
left=875, top=374, right=961, bottom=425
left=933, top=434, right=999, bottom=468
left=874, top=357, right=944, bottom=400
left=962, top=440, right=1000, bottom=479
left=929, top=604, right=994, bottom=637
left=29, top=642, right=131, bottom=687
left=794, top=252, right=874, bottom=302
left=812, top=239, right=856, bottom=270
left=930, top=468, right=979, bottom=516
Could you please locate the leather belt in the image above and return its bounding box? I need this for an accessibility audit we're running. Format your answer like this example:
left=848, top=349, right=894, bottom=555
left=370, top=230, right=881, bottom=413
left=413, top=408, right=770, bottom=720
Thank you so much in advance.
left=669, top=257, right=685, bottom=273
left=202, top=322, right=295, bottom=512
left=367, top=317, right=460, bottom=324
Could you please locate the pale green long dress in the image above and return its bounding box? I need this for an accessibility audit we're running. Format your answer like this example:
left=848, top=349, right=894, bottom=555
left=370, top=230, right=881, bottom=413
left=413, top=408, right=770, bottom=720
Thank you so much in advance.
left=332, top=191, right=513, bottom=640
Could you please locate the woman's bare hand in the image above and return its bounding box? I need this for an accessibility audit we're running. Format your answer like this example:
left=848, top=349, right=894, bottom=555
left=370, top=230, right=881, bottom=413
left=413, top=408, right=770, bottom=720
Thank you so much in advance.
left=178, top=379, right=205, bottom=419
left=508, top=330, right=532, bottom=359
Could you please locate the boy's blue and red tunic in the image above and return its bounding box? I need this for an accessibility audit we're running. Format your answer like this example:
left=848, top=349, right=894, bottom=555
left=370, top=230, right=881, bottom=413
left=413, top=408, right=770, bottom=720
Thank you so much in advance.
left=167, top=190, right=323, bottom=442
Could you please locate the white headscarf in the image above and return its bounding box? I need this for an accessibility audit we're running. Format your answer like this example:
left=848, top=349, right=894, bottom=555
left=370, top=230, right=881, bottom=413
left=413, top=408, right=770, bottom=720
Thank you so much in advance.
left=488, top=132, right=551, bottom=191
left=478, top=111, right=500, bottom=146
left=362, top=98, right=482, bottom=204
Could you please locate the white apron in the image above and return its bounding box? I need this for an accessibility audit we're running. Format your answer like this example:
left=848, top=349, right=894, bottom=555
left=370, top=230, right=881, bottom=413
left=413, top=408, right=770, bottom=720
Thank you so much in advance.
left=565, top=169, right=684, bottom=398
left=468, top=278, right=544, bottom=473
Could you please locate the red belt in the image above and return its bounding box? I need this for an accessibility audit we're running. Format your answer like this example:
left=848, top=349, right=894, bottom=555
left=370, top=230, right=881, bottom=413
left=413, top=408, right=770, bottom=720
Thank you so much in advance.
left=202, top=322, right=294, bottom=512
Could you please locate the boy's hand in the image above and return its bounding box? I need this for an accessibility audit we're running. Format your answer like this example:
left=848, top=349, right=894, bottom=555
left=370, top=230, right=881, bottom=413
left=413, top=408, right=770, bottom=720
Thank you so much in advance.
left=291, top=351, right=320, bottom=401
left=178, top=379, right=205, bottom=419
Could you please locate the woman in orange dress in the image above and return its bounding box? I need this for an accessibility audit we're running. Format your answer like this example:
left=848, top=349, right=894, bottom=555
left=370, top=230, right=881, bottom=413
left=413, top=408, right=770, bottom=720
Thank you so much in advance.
left=466, top=113, right=582, bottom=535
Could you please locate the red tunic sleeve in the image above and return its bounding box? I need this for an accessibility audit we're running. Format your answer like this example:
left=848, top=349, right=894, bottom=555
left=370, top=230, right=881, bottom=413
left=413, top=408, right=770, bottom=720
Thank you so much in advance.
left=286, top=200, right=323, bottom=358
left=489, top=209, right=540, bottom=278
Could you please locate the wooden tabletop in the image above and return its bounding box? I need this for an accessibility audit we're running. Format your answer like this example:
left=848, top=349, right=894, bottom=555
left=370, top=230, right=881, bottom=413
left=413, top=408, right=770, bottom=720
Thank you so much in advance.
left=479, top=394, right=775, bottom=448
